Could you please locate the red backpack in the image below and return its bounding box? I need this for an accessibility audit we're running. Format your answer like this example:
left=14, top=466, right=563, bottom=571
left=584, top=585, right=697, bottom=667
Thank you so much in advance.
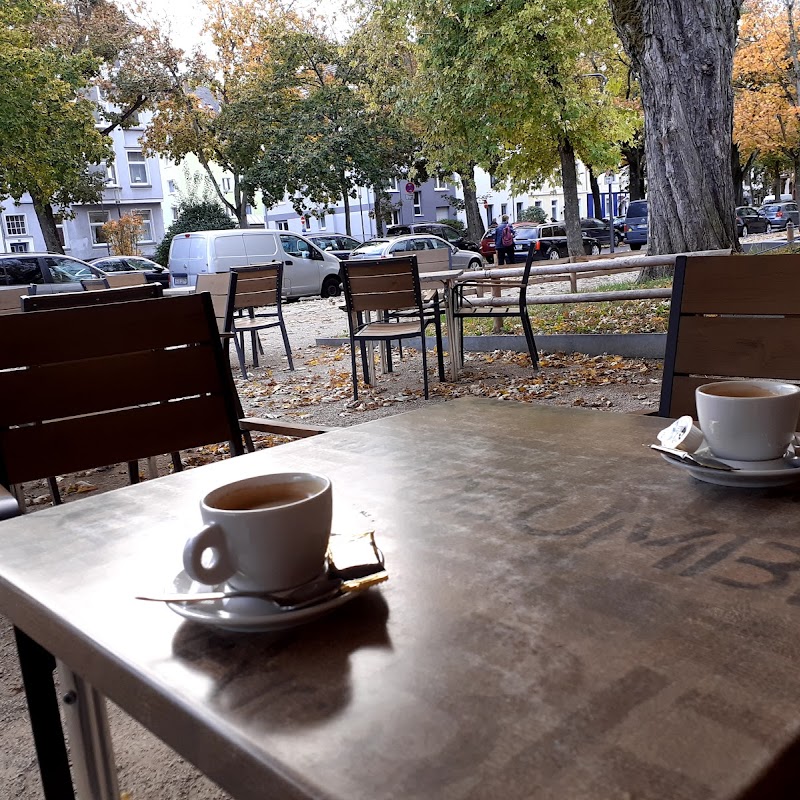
left=501, top=224, right=514, bottom=247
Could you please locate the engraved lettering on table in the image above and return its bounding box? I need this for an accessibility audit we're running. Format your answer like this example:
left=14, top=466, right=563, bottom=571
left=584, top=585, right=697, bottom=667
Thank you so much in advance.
left=519, top=501, right=800, bottom=605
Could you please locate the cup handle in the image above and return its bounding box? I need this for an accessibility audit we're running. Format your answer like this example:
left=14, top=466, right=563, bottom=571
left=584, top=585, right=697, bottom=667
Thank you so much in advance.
left=182, top=524, right=234, bottom=585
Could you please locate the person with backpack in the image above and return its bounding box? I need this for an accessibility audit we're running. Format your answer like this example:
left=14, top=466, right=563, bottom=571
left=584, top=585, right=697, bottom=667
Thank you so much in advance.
left=494, top=214, right=516, bottom=265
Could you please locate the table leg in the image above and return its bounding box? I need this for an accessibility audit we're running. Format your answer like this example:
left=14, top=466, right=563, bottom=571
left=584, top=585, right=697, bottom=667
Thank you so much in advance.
left=444, top=282, right=461, bottom=380
left=59, top=663, right=120, bottom=800
left=14, top=628, right=76, bottom=800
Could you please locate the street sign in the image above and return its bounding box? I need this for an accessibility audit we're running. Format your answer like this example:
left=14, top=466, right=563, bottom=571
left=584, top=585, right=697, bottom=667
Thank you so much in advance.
left=300, top=215, right=306, bottom=224
left=405, top=181, right=416, bottom=195
left=604, top=171, right=615, bottom=185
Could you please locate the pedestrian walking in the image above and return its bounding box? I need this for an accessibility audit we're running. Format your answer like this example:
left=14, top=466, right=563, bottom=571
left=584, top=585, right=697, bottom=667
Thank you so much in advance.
left=494, top=214, right=516, bottom=265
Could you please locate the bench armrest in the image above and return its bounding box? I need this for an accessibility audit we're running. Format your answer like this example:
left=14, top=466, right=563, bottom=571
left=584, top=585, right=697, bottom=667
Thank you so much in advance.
left=239, top=418, right=332, bottom=438
left=0, top=484, right=21, bottom=521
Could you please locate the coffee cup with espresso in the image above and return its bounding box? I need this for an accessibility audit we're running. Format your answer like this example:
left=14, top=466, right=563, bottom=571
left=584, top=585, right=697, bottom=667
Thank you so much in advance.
left=183, top=473, right=332, bottom=592
left=695, top=380, right=800, bottom=462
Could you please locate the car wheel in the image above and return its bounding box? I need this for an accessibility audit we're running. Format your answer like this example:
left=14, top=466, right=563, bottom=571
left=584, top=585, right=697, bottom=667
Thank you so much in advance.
left=320, top=276, right=341, bottom=298
left=467, top=258, right=482, bottom=271
left=590, top=243, right=600, bottom=256
left=767, top=223, right=774, bottom=233
left=547, top=248, right=562, bottom=260
left=630, top=243, right=642, bottom=251
left=741, top=225, right=749, bottom=237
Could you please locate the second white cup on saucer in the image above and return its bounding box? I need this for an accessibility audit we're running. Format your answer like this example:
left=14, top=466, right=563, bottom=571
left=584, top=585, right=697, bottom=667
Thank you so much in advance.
left=695, top=380, right=800, bottom=462
left=182, top=472, right=332, bottom=593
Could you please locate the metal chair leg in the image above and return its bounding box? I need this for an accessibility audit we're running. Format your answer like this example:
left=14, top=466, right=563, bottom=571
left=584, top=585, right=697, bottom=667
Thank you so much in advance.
left=14, top=628, right=75, bottom=800
left=58, top=663, right=120, bottom=800
left=233, top=335, right=249, bottom=379
left=278, top=318, right=295, bottom=370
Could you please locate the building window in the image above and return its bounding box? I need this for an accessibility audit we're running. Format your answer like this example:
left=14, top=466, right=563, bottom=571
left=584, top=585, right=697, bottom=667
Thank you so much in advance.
left=9, top=242, right=29, bottom=253
left=319, top=213, right=327, bottom=230
left=489, top=174, right=497, bottom=189
left=54, top=213, right=69, bottom=249
left=167, top=180, right=177, bottom=194
left=245, top=204, right=253, bottom=215
left=551, top=199, right=558, bottom=220
left=105, top=161, right=118, bottom=186
left=516, top=202, right=523, bottom=218
left=126, top=151, right=149, bottom=185
left=276, top=220, right=289, bottom=231
left=89, top=210, right=110, bottom=245
left=534, top=200, right=542, bottom=208
left=413, top=191, right=422, bottom=216
left=5, top=214, right=27, bottom=236
left=387, top=178, right=399, bottom=192
left=434, top=175, right=449, bottom=190
left=222, top=177, right=232, bottom=192
left=486, top=204, right=494, bottom=224
left=500, top=203, right=507, bottom=217
left=391, top=209, right=400, bottom=225
left=132, top=209, right=154, bottom=242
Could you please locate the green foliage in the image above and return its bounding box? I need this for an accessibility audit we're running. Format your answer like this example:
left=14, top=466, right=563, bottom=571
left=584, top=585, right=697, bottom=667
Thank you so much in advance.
left=439, top=218, right=467, bottom=234
left=153, top=201, right=236, bottom=266
left=518, top=207, right=548, bottom=223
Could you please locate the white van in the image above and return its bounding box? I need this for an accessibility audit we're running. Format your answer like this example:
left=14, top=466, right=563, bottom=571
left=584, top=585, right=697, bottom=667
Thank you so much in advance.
left=168, top=229, right=342, bottom=298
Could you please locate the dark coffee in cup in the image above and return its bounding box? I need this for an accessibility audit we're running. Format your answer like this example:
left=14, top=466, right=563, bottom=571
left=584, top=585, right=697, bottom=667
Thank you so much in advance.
left=701, top=383, right=780, bottom=399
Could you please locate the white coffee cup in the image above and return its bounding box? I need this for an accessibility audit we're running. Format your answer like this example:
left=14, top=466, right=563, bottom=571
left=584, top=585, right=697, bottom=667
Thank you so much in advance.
left=695, top=380, right=800, bottom=462
left=183, top=472, right=332, bottom=591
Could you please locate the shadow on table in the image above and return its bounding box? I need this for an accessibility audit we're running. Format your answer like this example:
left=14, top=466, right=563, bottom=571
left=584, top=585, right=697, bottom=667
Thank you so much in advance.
left=170, top=590, right=391, bottom=728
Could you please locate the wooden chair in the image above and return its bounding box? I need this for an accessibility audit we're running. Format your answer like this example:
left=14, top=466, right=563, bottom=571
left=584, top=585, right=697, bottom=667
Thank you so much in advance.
left=341, top=256, right=444, bottom=399
left=229, top=264, right=294, bottom=378
left=659, top=253, right=800, bottom=418
left=21, top=283, right=162, bottom=311
left=0, top=292, right=328, bottom=800
left=453, top=246, right=540, bottom=368
left=0, top=286, right=30, bottom=314
left=103, top=272, right=148, bottom=288
left=195, top=272, right=235, bottom=347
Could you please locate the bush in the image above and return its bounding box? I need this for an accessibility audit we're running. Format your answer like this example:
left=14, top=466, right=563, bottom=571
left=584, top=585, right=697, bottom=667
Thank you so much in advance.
left=153, top=201, right=236, bottom=266
left=439, top=217, right=467, bottom=234
left=518, top=207, right=547, bottom=223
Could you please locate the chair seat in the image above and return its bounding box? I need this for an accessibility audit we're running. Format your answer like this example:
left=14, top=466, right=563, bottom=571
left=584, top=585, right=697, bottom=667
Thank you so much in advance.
left=232, top=316, right=281, bottom=333
left=355, top=320, right=423, bottom=338
left=456, top=305, right=518, bottom=317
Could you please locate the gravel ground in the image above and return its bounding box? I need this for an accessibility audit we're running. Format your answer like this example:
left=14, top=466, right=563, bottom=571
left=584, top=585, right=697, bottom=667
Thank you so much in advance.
left=3, top=268, right=665, bottom=799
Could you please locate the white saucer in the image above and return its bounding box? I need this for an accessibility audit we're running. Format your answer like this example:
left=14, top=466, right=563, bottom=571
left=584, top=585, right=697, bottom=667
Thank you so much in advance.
left=167, top=570, right=358, bottom=632
left=660, top=449, right=800, bottom=488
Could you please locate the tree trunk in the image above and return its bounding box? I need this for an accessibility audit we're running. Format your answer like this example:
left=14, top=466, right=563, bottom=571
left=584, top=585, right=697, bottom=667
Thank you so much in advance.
left=621, top=137, right=646, bottom=200
left=558, top=138, right=584, bottom=259
left=460, top=162, right=485, bottom=242
left=731, top=144, right=745, bottom=207
left=234, top=178, right=249, bottom=229
left=31, top=195, right=64, bottom=254
left=340, top=172, right=352, bottom=236
left=373, top=191, right=383, bottom=237
left=610, top=0, right=740, bottom=257
left=588, top=166, right=602, bottom=218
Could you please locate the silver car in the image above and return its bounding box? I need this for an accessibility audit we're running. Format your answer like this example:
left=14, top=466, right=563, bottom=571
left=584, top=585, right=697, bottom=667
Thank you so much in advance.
left=349, top=234, right=484, bottom=270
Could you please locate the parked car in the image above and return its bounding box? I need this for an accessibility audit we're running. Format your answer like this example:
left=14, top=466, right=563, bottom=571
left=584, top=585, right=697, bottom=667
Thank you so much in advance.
left=735, top=206, right=769, bottom=237
left=758, top=201, right=799, bottom=232
left=385, top=222, right=480, bottom=253
left=168, top=229, right=342, bottom=298
left=349, top=234, right=484, bottom=270
left=514, top=224, right=601, bottom=261
left=623, top=200, right=648, bottom=250
left=90, top=255, right=170, bottom=287
left=303, top=233, right=362, bottom=260
left=0, top=252, right=105, bottom=293
left=580, top=217, right=623, bottom=247
left=480, top=222, right=539, bottom=263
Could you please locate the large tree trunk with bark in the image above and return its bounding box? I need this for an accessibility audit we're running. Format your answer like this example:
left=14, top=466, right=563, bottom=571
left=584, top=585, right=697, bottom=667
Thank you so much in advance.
left=460, top=163, right=485, bottom=243
left=340, top=171, right=352, bottom=236
left=610, top=0, right=740, bottom=264
left=588, top=166, right=602, bottom=218
left=32, top=195, right=64, bottom=254
left=559, top=138, right=584, bottom=258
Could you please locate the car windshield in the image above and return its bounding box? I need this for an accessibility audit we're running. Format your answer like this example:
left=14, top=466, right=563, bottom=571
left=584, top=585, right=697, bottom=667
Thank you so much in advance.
left=352, top=240, right=389, bottom=257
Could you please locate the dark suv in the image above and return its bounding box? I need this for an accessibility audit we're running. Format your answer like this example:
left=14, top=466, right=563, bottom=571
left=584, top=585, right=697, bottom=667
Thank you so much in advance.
left=0, top=253, right=104, bottom=293
left=385, top=223, right=479, bottom=252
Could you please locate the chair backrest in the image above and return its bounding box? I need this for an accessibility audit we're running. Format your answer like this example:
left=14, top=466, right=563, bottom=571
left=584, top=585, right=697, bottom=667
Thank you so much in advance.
left=341, top=256, right=423, bottom=313
left=230, top=263, right=282, bottom=313
left=81, top=278, right=109, bottom=291
left=411, top=247, right=451, bottom=274
left=0, top=287, right=29, bottom=315
left=0, top=293, right=244, bottom=487
left=659, top=253, right=800, bottom=418
left=21, top=283, right=162, bottom=312
left=196, top=272, right=235, bottom=334
left=104, top=272, right=148, bottom=288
